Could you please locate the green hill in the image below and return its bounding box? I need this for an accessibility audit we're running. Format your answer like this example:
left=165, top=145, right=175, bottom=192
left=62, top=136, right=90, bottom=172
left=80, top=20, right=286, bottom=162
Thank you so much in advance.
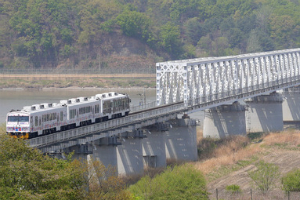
left=0, top=0, right=300, bottom=69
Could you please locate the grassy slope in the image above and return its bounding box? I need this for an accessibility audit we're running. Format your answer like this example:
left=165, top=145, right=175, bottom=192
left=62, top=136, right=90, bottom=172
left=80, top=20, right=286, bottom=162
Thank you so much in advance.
left=194, top=130, right=300, bottom=199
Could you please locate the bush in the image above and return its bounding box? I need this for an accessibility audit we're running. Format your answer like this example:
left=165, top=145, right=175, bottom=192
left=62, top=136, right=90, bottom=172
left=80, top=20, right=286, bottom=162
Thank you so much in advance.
left=282, top=169, right=300, bottom=193
left=225, top=184, right=241, bottom=194
left=248, top=160, right=280, bottom=193
left=129, top=164, right=209, bottom=199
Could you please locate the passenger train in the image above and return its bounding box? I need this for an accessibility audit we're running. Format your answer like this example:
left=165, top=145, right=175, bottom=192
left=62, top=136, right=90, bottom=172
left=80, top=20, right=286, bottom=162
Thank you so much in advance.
left=6, top=92, right=131, bottom=139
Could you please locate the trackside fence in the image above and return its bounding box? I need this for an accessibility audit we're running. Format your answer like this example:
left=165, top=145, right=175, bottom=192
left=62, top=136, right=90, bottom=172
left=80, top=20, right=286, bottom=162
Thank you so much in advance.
left=211, top=188, right=300, bottom=200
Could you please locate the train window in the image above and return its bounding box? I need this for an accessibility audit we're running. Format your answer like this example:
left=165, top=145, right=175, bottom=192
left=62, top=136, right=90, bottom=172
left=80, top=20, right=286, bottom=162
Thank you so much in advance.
left=70, top=109, right=76, bottom=119
left=95, top=105, right=99, bottom=113
left=35, top=116, right=38, bottom=126
left=47, top=114, right=49, bottom=121
left=8, top=116, right=29, bottom=122
left=60, top=111, right=63, bottom=121
left=39, top=118, right=41, bottom=126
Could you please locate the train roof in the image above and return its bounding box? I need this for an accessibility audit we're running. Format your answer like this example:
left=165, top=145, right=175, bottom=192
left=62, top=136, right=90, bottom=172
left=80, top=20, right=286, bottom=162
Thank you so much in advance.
left=7, top=102, right=65, bottom=116
left=7, top=92, right=129, bottom=116
left=60, top=96, right=98, bottom=106
left=95, top=92, right=128, bottom=100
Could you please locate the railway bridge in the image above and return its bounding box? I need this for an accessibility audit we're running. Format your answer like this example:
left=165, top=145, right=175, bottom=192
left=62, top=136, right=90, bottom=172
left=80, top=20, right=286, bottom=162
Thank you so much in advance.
left=28, top=48, right=300, bottom=175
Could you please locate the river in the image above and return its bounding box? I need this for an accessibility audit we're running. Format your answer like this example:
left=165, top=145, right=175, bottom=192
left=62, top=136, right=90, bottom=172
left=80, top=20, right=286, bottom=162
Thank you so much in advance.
left=0, top=88, right=204, bottom=126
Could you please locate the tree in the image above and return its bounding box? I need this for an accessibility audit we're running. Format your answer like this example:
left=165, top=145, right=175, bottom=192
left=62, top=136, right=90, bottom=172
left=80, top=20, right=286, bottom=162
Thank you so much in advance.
left=248, top=160, right=280, bottom=193
left=79, top=156, right=131, bottom=200
left=159, top=22, right=183, bottom=58
left=0, top=134, right=85, bottom=199
left=183, top=17, right=204, bottom=45
left=0, top=130, right=131, bottom=199
left=116, top=9, right=153, bottom=43
left=247, top=29, right=262, bottom=53
left=269, top=14, right=297, bottom=48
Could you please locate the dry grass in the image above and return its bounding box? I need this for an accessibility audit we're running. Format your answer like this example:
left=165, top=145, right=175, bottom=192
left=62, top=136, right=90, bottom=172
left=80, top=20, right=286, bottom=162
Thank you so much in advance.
left=194, top=130, right=300, bottom=179
left=195, top=134, right=263, bottom=177
left=263, top=129, right=300, bottom=147
left=196, top=127, right=203, bottom=143
left=198, top=135, right=250, bottom=160
left=0, top=123, right=5, bottom=135
left=195, top=143, right=261, bottom=175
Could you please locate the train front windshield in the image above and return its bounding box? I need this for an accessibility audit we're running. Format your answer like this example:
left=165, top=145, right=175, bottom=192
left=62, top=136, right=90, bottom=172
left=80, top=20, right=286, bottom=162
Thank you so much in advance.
left=7, top=116, right=29, bottom=122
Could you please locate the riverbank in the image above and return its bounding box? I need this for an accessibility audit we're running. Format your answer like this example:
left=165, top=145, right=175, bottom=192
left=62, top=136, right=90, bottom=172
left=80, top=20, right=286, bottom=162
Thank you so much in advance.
left=0, top=74, right=156, bottom=89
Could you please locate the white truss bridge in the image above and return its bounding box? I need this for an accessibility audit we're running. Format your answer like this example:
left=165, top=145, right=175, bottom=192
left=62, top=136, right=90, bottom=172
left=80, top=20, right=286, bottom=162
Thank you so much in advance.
left=29, top=48, right=300, bottom=153
left=156, top=48, right=300, bottom=108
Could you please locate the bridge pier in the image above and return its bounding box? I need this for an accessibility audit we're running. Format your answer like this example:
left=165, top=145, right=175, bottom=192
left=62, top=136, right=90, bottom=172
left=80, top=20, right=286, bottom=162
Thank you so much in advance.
left=282, top=88, right=300, bottom=126
left=69, top=135, right=144, bottom=176
left=245, top=92, right=283, bottom=133
left=142, top=127, right=167, bottom=168
left=116, top=136, right=144, bottom=175
left=165, top=117, right=198, bottom=162
left=203, top=102, right=246, bottom=139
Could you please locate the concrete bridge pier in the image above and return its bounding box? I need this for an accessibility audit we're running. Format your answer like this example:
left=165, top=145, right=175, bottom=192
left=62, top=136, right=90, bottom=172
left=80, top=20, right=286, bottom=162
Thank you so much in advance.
left=282, top=87, right=300, bottom=126
left=203, top=102, right=247, bottom=139
left=245, top=92, right=283, bottom=133
left=141, top=127, right=167, bottom=168
left=164, top=117, right=198, bottom=162
left=68, top=135, right=144, bottom=176
left=116, top=132, right=144, bottom=175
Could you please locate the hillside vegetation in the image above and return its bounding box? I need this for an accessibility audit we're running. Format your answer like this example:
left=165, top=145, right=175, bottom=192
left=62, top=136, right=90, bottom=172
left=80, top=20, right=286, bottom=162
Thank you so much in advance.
left=0, top=0, right=300, bottom=69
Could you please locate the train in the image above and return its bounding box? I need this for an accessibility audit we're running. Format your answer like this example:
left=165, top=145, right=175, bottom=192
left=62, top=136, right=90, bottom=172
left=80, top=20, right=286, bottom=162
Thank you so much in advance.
left=6, top=92, right=131, bottom=139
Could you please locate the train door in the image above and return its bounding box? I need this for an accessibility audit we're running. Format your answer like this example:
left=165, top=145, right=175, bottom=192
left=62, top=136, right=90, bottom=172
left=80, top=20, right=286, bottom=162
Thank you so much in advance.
left=39, top=116, right=42, bottom=135
left=40, top=114, right=45, bottom=135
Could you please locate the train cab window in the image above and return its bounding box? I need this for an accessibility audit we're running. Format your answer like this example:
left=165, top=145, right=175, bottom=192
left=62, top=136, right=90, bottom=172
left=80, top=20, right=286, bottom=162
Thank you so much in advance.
left=60, top=111, right=63, bottom=121
left=35, top=116, right=38, bottom=126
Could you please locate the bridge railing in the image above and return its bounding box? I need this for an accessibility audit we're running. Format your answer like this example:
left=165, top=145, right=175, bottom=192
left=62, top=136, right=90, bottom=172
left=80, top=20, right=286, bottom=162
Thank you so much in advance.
left=130, top=101, right=157, bottom=113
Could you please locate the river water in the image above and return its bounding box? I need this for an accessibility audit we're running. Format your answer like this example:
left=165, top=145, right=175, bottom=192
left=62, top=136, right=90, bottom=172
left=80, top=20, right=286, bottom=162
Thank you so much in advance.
left=0, top=88, right=204, bottom=126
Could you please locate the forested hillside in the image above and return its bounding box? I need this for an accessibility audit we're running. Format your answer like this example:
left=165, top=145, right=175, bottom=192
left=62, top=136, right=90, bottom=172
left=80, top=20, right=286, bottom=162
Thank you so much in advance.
left=0, top=0, right=300, bottom=69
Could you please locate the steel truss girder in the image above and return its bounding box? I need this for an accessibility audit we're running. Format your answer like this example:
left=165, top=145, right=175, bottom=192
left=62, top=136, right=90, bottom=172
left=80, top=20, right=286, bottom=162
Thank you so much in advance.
left=156, top=48, right=300, bottom=105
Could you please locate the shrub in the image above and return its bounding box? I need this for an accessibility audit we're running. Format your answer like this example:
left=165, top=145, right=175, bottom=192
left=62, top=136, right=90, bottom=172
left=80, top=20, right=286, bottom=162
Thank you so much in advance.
left=282, top=169, right=300, bottom=193
left=248, top=160, right=280, bottom=193
left=129, top=164, right=209, bottom=199
left=225, top=184, right=241, bottom=194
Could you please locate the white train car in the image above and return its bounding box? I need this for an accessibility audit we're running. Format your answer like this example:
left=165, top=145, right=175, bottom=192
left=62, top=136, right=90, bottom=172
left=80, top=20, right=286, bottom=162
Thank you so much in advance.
left=6, top=92, right=131, bottom=139
left=59, top=96, right=99, bottom=129
left=96, top=92, right=130, bottom=120
left=6, top=103, right=67, bottom=139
